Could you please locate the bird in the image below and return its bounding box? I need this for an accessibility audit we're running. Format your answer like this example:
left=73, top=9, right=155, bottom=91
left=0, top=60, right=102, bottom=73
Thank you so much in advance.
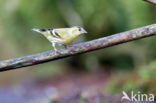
left=32, top=26, right=87, bottom=52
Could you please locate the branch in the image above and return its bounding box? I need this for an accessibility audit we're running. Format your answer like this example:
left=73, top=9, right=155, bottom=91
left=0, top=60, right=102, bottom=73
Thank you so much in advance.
left=1, top=24, right=156, bottom=72
left=144, top=0, right=156, bottom=4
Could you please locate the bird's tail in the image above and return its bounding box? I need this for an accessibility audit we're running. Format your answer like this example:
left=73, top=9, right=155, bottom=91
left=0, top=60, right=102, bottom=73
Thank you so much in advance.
left=32, top=28, right=46, bottom=34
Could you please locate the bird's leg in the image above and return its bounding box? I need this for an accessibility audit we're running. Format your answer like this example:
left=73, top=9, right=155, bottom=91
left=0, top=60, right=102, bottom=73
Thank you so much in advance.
left=52, top=42, right=57, bottom=53
left=62, top=44, right=68, bottom=49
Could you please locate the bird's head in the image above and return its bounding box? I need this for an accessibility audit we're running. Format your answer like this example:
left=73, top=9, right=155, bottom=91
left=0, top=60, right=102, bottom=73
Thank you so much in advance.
left=71, top=26, right=87, bottom=35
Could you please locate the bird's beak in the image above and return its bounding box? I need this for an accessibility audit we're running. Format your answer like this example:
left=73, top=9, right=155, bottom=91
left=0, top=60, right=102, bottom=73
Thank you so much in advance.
left=81, top=28, right=87, bottom=34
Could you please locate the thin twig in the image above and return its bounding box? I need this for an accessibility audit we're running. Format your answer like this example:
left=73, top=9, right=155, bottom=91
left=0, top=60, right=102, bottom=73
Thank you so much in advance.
left=0, top=24, right=156, bottom=72
left=144, top=0, right=156, bottom=4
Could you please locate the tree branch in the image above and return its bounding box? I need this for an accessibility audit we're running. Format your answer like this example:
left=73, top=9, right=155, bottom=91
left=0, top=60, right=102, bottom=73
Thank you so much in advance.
left=0, top=24, right=156, bottom=72
left=144, top=0, right=156, bottom=5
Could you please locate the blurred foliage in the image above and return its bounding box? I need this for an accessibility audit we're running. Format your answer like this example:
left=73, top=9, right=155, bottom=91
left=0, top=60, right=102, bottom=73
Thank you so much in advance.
left=105, top=61, right=156, bottom=94
left=0, top=0, right=156, bottom=91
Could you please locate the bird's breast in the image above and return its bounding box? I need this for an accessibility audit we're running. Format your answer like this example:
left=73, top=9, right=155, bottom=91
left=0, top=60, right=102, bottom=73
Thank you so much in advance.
left=61, top=35, right=79, bottom=44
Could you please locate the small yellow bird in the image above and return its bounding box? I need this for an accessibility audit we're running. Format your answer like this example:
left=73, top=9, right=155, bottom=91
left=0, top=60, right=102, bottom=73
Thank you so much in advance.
left=32, top=26, right=87, bottom=52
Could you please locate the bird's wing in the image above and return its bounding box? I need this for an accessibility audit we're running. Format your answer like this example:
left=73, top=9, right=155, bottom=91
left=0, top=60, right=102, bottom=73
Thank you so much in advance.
left=52, top=28, right=69, bottom=39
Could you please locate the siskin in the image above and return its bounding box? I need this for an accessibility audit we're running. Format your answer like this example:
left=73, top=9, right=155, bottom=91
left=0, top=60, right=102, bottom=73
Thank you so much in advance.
left=32, top=26, right=87, bottom=52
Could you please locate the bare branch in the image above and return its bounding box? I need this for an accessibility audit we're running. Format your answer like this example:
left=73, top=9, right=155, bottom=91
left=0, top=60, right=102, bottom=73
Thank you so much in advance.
left=144, top=0, right=156, bottom=5
left=0, top=24, right=156, bottom=72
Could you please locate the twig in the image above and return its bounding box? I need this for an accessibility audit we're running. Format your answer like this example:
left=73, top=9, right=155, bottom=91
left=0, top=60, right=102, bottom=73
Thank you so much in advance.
left=144, top=0, right=156, bottom=4
left=0, top=24, right=156, bottom=72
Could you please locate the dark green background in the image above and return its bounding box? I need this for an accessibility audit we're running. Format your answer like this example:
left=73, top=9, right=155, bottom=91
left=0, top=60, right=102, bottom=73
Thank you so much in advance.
left=0, top=0, right=155, bottom=94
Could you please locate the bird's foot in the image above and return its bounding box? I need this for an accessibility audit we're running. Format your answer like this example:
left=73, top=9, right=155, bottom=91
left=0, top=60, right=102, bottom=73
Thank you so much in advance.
left=53, top=50, right=59, bottom=55
left=63, top=44, right=68, bottom=49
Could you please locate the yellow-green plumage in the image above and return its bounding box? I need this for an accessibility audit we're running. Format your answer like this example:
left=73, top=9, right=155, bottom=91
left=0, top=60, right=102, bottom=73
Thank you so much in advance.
left=32, top=26, right=87, bottom=51
left=53, top=28, right=83, bottom=43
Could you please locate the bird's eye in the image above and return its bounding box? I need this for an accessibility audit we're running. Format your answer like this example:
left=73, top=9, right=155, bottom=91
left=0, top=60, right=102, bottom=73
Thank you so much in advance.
left=40, top=29, right=46, bottom=32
